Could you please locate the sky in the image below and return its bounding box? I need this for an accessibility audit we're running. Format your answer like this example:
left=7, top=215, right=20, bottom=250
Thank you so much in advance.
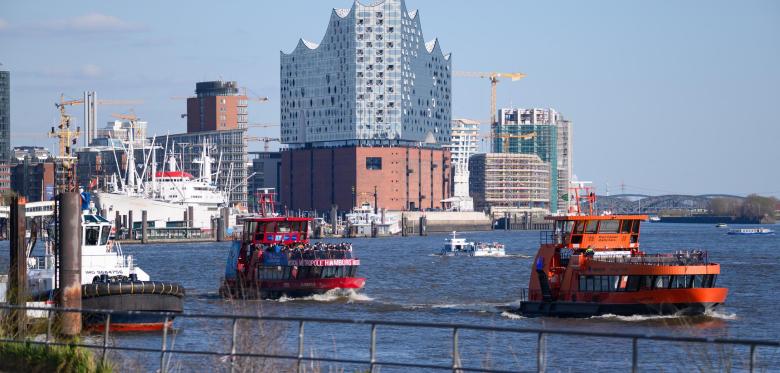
left=0, top=0, right=778, bottom=197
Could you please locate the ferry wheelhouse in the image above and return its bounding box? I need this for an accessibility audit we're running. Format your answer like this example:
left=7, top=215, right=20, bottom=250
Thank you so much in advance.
left=518, top=187, right=727, bottom=317
left=221, top=194, right=365, bottom=299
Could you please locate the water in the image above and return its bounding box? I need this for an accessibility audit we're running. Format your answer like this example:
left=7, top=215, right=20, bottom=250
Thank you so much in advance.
left=2, top=223, right=779, bottom=372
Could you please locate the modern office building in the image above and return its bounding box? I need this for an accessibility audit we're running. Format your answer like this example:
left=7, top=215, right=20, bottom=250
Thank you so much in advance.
left=150, top=129, right=248, bottom=207
left=0, top=71, right=9, bottom=163
left=0, top=71, right=10, bottom=190
left=186, top=81, right=248, bottom=133
left=10, top=151, right=56, bottom=202
left=442, top=119, right=479, bottom=211
left=279, top=0, right=453, bottom=212
left=469, top=153, right=551, bottom=212
left=496, top=108, right=573, bottom=213
left=248, top=151, right=282, bottom=212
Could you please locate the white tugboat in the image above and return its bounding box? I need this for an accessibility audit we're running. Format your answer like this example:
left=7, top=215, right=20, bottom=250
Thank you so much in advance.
left=26, top=208, right=184, bottom=331
left=440, top=231, right=506, bottom=257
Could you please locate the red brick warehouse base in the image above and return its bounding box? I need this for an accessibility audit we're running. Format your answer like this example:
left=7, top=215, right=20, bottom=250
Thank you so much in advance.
left=280, top=146, right=452, bottom=212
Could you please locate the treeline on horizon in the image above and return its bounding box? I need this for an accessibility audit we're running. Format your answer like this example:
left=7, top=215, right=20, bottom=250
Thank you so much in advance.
left=709, top=194, right=778, bottom=223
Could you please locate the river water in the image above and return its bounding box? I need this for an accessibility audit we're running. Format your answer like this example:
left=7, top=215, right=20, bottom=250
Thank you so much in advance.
left=2, top=223, right=779, bottom=372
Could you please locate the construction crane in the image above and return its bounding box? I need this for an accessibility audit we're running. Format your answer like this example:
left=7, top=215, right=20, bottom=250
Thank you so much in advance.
left=49, top=94, right=82, bottom=192
left=246, top=123, right=279, bottom=129
left=247, top=136, right=280, bottom=152
left=453, top=71, right=527, bottom=148
left=55, top=93, right=143, bottom=146
left=481, top=131, right=537, bottom=153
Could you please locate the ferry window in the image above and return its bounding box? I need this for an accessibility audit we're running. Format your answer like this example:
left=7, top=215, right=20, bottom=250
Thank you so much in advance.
left=626, top=276, right=641, bottom=291
left=571, top=235, right=583, bottom=244
left=85, top=226, right=100, bottom=246
left=640, top=276, right=653, bottom=290
left=366, top=157, right=382, bottom=170
left=586, top=221, right=599, bottom=234
left=599, top=220, right=620, bottom=233
left=100, top=226, right=111, bottom=245
left=573, top=221, right=586, bottom=234
left=631, top=220, right=641, bottom=233
left=671, top=275, right=688, bottom=289
left=654, top=276, right=671, bottom=289
left=704, top=275, right=717, bottom=288
left=620, top=220, right=632, bottom=234
left=278, top=222, right=291, bottom=233
left=691, top=275, right=703, bottom=288
left=264, top=222, right=277, bottom=234
left=617, top=276, right=629, bottom=291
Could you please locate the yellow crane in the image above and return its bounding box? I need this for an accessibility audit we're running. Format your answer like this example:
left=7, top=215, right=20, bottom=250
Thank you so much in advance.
left=453, top=71, right=527, bottom=150
left=481, top=131, right=537, bottom=153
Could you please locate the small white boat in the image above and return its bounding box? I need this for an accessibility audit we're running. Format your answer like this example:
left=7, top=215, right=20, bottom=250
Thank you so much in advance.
left=727, top=228, right=774, bottom=236
left=441, top=231, right=505, bottom=257
left=715, top=223, right=728, bottom=228
left=648, top=215, right=661, bottom=222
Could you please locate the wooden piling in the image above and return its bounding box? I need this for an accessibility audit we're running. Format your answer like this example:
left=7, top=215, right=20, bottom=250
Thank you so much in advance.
left=141, top=210, right=148, bottom=244
left=9, top=196, right=27, bottom=337
left=58, top=192, right=82, bottom=336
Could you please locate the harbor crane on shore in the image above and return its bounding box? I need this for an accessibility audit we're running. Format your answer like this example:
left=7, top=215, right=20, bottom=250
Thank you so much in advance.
left=453, top=71, right=527, bottom=150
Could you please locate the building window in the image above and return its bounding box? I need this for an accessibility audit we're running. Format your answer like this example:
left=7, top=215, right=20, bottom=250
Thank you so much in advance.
left=366, top=157, right=382, bottom=170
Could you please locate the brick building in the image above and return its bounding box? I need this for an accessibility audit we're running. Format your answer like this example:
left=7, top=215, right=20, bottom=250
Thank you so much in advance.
left=281, top=146, right=450, bottom=212
left=186, top=81, right=248, bottom=133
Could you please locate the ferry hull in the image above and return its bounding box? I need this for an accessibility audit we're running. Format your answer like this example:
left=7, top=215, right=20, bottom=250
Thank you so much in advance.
left=221, top=277, right=366, bottom=300
left=517, top=301, right=720, bottom=318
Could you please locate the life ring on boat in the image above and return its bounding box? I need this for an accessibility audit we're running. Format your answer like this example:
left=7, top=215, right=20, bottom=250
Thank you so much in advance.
left=550, top=272, right=561, bottom=285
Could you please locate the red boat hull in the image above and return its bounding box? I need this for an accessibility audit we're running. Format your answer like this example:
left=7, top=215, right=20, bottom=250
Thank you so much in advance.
left=221, top=277, right=366, bottom=299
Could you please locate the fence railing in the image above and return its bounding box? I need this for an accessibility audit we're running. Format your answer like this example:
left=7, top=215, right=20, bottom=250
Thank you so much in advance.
left=1, top=304, right=778, bottom=373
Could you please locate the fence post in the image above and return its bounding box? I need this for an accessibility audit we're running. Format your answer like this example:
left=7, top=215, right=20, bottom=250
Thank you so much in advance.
left=102, top=313, right=111, bottom=366
left=160, top=315, right=169, bottom=373
left=452, top=327, right=460, bottom=372
left=297, top=321, right=305, bottom=373
left=749, top=344, right=756, bottom=373
left=631, top=337, right=638, bottom=373
left=537, top=332, right=546, bottom=373
left=230, top=318, right=238, bottom=373
left=370, top=324, right=377, bottom=373
left=45, top=309, right=53, bottom=350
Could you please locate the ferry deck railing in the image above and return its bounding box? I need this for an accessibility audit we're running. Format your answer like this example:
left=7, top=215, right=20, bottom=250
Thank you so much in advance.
left=1, top=304, right=778, bottom=373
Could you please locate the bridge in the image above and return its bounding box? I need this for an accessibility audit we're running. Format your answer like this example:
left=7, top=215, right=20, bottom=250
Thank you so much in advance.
left=596, top=194, right=744, bottom=214
left=0, top=201, right=56, bottom=219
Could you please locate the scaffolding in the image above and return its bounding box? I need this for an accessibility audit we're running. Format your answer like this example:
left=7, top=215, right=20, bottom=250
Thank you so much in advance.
left=469, top=153, right=550, bottom=212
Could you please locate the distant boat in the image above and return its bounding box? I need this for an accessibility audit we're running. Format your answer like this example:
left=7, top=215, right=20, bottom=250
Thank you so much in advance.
left=648, top=215, right=661, bottom=222
left=441, top=231, right=505, bottom=257
left=727, top=228, right=774, bottom=236
left=715, top=223, right=728, bottom=228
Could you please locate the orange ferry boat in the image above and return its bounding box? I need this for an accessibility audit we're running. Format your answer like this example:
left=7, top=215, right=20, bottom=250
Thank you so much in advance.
left=518, top=186, right=727, bottom=317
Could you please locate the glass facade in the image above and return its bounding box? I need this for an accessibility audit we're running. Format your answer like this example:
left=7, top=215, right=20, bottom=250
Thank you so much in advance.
left=280, top=0, right=451, bottom=148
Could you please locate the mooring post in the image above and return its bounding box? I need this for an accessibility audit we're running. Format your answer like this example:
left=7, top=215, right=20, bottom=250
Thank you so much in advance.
left=128, top=210, right=134, bottom=240
left=58, top=192, right=82, bottom=336
left=419, top=216, right=427, bottom=236
left=9, top=196, right=27, bottom=338
left=114, top=211, right=121, bottom=237
left=221, top=207, right=230, bottom=234
left=141, top=210, right=148, bottom=244
left=188, top=205, right=195, bottom=229
left=216, top=217, right=225, bottom=242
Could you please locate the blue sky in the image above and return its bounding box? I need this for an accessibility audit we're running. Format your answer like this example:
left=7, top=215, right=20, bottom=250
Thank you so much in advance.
left=1, top=0, right=778, bottom=197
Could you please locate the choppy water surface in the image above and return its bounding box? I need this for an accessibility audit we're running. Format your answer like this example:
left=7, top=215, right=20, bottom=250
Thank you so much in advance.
left=2, top=223, right=779, bottom=372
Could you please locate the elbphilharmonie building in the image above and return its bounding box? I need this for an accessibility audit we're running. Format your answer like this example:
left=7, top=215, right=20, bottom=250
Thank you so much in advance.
left=280, top=0, right=452, bottom=148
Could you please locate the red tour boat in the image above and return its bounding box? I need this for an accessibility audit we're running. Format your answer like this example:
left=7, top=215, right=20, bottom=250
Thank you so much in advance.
left=220, top=191, right=366, bottom=299
left=518, top=184, right=728, bottom=317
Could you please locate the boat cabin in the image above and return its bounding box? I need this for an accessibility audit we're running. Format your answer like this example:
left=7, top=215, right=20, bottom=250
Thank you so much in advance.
left=242, top=217, right=311, bottom=246
left=547, top=215, right=648, bottom=251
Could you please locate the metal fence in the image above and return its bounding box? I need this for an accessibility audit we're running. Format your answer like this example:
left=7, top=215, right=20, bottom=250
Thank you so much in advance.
left=1, top=304, right=778, bottom=373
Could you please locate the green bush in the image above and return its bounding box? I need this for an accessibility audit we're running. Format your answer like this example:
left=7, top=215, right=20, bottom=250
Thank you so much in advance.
left=0, top=341, right=112, bottom=373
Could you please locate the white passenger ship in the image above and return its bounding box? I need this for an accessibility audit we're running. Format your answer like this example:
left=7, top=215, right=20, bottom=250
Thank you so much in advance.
left=440, top=231, right=506, bottom=257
